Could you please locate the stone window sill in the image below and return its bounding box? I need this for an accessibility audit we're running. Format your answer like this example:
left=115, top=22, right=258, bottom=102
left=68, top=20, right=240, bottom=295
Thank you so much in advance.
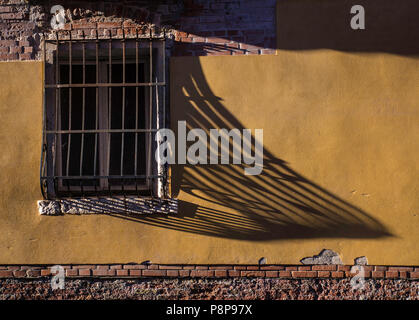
left=37, top=198, right=178, bottom=215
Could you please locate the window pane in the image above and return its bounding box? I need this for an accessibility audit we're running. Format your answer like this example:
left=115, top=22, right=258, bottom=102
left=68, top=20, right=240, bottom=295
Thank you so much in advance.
left=108, top=63, right=147, bottom=187
left=60, top=64, right=99, bottom=187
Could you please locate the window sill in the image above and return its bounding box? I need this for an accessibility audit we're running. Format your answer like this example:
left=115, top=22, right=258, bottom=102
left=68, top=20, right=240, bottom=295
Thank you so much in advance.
left=37, top=197, right=177, bottom=215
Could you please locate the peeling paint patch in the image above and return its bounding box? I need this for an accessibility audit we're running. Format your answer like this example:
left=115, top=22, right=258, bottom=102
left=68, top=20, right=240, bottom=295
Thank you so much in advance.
left=300, top=249, right=343, bottom=265
left=354, top=256, right=368, bottom=265
left=38, top=198, right=178, bottom=215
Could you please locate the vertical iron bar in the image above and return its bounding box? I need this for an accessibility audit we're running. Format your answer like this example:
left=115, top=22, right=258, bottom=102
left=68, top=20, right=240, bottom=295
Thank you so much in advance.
left=135, top=29, right=139, bottom=194
left=162, top=31, right=166, bottom=195
left=94, top=28, right=99, bottom=195
left=41, top=32, right=47, bottom=198
left=54, top=31, right=60, bottom=197
left=66, top=28, right=73, bottom=194
left=79, top=30, right=86, bottom=196
left=120, top=28, right=126, bottom=195
left=162, top=31, right=166, bottom=129
left=108, top=30, right=112, bottom=197
left=148, top=28, right=153, bottom=189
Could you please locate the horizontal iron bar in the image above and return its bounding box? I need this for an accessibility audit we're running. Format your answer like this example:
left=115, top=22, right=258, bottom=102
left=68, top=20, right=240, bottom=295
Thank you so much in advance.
left=46, top=129, right=158, bottom=134
left=41, top=175, right=164, bottom=180
left=45, top=82, right=165, bottom=88
left=45, top=37, right=165, bottom=43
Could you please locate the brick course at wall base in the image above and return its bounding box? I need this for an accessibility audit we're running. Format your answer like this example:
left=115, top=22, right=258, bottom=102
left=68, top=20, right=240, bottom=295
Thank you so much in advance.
left=0, top=264, right=418, bottom=280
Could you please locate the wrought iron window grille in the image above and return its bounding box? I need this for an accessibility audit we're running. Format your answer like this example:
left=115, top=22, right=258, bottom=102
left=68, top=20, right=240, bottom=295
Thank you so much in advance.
left=40, top=27, right=168, bottom=200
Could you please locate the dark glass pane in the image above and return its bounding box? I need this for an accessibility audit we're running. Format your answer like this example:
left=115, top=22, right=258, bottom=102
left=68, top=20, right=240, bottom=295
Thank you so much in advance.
left=60, top=64, right=99, bottom=187
left=108, top=63, right=147, bottom=187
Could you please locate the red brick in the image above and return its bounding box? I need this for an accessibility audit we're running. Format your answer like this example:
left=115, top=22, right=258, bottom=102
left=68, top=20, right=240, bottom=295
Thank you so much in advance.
left=372, top=271, right=385, bottom=278
left=19, top=40, right=30, bottom=47
left=66, top=269, right=78, bottom=277
left=260, top=266, right=285, bottom=270
left=206, top=37, right=228, bottom=44
left=0, top=53, right=18, bottom=60
left=192, top=36, right=206, bottom=43
left=337, top=265, right=351, bottom=271
left=92, top=269, right=108, bottom=276
left=312, top=265, right=337, bottom=271
left=260, top=49, right=276, bottom=55
left=318, top=271, right=331, bottom=278
left=209, top=266, right=233, bottom=270
left=285, top=266, right=298, bottom=271
left=385, top=271, right=399, bottom=278
left=298, top=266, right=312, bottom=271
left=116, top=269, right=129, bottom=276
left=240, top=271, right=265, bottom=277
left=180, top=36, right=193, bottom=43
left=183, top=266, right=195, bottom=270
left=195, top=266, right=209, bottom=270
left=0, top=270, right=13, bottom=277
left=179, top=270, right=190, bottom=277
left=78, top=269, right=91, bottom=276
left=399, top=271, right=408, bottom=279
left=6, top=266, right=20, bottom=271
left=190, top=270, right=214, bottom=277
left=409, top=272, right=419, bottom=279
left=0, top=40, right=17, bottom=47
left=0, top=6, right=12, bottom=13
left=129, top=270, right=142, bottom=277
left=0, top=47, right=8, bottom=53
left=13, top=270, right=26, bottom=278
left=147, top=265, right=159, bottom=270
left=72, top=22, right=97, bottom=29
left=265, top=271, right=279, bottom=277
left=234, top=266, right=246, bottom=270
left=110, top=265, right=122, bottom=269
left=142, top=270, right=167, bottom=277
left=214, top=270, right=227, bottom=277
left=20, top=53, right=33, bottom=60
left=107, top=269, right=116, bottom=276
left=374, top=266, right=387, bottom=271
left=292, top=271, right=317, bottom=278
left=228, top=270, right=240, bottom=277
left=96, top=265, right=110, bottom=270
left=72, top=265, right=95, bottom=269
left=41, top=269, right=51, bottom=276
left=279, top=271, right=291, bottom=277
left=331, top=271, right=345, bottom=278
left=388, top=266, right=414, bottom=272
left=27, top=270, right=41, bottom=277
left=246, top=266, right=259, bottom=270
left=167, top=270, right=179, bottom=277
left=176, top=31, right=188, bottom=38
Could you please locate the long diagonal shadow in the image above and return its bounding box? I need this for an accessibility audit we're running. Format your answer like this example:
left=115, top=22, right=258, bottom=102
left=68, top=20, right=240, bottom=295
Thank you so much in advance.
left=76, top=57, right=391, bottom=241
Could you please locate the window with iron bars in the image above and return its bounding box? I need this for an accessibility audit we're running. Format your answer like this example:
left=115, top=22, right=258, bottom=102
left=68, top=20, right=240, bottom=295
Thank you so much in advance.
left=41, top=28, right=167, bottom=199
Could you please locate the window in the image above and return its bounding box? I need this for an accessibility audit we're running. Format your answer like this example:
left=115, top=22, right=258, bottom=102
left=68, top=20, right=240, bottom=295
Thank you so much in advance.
left=41, top=29, right=167, bottom=199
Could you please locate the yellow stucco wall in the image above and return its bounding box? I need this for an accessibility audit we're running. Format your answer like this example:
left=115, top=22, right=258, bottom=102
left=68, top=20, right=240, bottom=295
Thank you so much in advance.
left=0, top=52, right=418, bottom=265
